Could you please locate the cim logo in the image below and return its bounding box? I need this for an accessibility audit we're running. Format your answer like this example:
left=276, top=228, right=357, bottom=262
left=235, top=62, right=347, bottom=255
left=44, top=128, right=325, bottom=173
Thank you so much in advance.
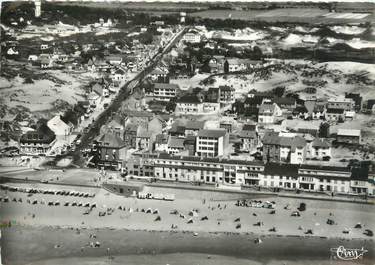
left=330, top=246, right=368, bottom=261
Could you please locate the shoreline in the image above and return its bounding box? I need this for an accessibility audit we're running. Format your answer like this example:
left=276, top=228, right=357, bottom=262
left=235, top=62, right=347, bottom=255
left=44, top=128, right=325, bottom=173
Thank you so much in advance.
left=2, top=225, right=374, bottom=265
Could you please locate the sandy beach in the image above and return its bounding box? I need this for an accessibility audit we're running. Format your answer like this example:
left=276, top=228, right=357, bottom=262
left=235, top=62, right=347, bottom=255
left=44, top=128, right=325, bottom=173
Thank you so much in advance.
left=0, top=181, right=374, bottom=265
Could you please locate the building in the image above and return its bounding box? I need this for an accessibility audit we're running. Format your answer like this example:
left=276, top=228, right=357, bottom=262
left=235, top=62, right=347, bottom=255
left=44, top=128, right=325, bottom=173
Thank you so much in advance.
left=309, top=138, right=331, bottom=160
left=112, top=68, right=126, bottom=82
left=175, top=94, right=220, bottom=115
left=238, top=129, right=258, bottom=153
left=327, top=97, right=355, bottom=111
left=336, top=129, right=361, bottom=145
left=19, top=123, right=56, bottom=155
left=273, top=97, right=297, bottom=112
left=325, top=108, right=345, bottom=122
left=136, top=154, right=374, bottom=195
left=152, top=153, right=264, bottom=185
left=218, top=86, right=235, bottom=104
left=258, top=101, right=282, bottom=124
left=298, top=165, right=352, bottom=193
left=196, top=129, right=228, bottom=158
left=97, top=133, right=126, bottom=170
left=224, top=58, right=261, bottom=72
left=183, top=31, right=201, bottom=43
left=47, top=115, right=74, bottom=136
left=262, top=132, right=307, bottom=164
left=152, top=83, right=178, bottom=101
left=167, top=136, right=185, bottom=154
left=124, top=124, right=138, bottom=148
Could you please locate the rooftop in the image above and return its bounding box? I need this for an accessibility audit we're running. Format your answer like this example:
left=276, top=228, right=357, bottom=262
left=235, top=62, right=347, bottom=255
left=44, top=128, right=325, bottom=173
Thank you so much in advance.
left=337, top=129, right=361, bottom=137
left=198, top=129, right=227, bottom=138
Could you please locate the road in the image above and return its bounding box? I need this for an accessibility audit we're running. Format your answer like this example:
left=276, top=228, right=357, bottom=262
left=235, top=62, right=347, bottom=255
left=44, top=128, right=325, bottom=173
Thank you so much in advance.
left=69, top=26, right=188, bottom=165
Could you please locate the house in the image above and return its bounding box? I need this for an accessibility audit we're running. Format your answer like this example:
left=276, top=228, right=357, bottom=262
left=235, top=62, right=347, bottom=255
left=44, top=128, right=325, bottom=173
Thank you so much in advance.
left=303, top=98, right=325, bottom=119
left=238, top=129, right=258, bottom=153
left=336, top=129, right=361, bottom=145
left=262, top=131, right=307, bottom=164
left=96, top=133, right=126, bottom=170
left=92, top=83, right=109, bottom=98
left=325, top=108, right=345, bottom=122
left=327, top=97, right=355, bottom=111
left=207, top=86, right=235, bottom=104
left=175, top=94, right=220, bottom=115
left=208, top=55, right=225, bottom=73
left=273, top=97, right=296, bottom=112
left=40, top=58, right=52, bottom=69
left=112, top=68, right=126, bottom=82
left=47, top=115, right=74, bottom=136
left=135, top=117, right=164, bottom=151
left=124, top=124, right=138, bottom=148
left=40, top=44, right=49, bottom=50
left=19, top=122, right=56, bottom=155
left=220, top=122, right=232, bottom=133
left=154, top=134, right=169, bottom=152
left=105, top=55, right=123, bottom=65
left=309, top=138, right=331, bottom=160
left=28, top=55, right=38, bottom=61
left=167, top=136, right=185, bottom=154
left=258, top=101, right=282, bottom=124
left=196, top=129, right=228, bottom=158
left=366, top=99, right=375, bottom=114
left=100, top=116, right=124, bottom=140
left=183, top=31, right=201, bottom=43
left=152, top=83, right=178, bottom=102
left=169, top=120, right=205, bottom=137
left=149, top=68, right=168, bottom=82
left=224, top=58, right=261, bottom=73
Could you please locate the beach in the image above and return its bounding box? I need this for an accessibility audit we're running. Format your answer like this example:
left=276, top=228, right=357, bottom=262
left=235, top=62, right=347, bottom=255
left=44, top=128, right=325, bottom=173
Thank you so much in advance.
left=0, top=181, right=374, bottom=265
left=2, top=226, right=374, bottom=265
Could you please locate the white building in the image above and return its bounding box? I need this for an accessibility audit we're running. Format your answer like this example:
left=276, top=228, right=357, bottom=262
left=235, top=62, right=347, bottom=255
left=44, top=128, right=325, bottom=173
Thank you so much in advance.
left=152, top=83, right=178, bottom=102
left=258, top=101, right=282, bottom=124
left=196, top=129, right=228, bottom=158
left=47, top=115, right=74, bottom=136
left=183, top=31, right=201, bottom=43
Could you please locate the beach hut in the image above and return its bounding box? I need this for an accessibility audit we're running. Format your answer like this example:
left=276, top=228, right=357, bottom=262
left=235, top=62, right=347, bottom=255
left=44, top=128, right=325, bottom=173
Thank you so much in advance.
left=64, top=202, right=70, bottom=206
left=32, top=200, right=38, bottom=205
left=254, top=238, right=262, bottom=244
left=354, top=223, right=362, bottom=229
left=269, top=227, right=276, bottom=232
left=291, top=211, right=300, bottom=217
left=72, top=201, right=77, bottom=206
left=48, top=201, right=54, bottom=206
left=179, top=213, right=186, bottom=219
left=55, top=201, right=60, bottom=206
left=153, top=209, right=159, bottom=214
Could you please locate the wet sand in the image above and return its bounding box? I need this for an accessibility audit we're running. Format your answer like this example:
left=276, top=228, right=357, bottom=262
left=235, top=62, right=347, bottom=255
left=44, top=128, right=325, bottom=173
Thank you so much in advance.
left=2, top=226, right=374, bottom=265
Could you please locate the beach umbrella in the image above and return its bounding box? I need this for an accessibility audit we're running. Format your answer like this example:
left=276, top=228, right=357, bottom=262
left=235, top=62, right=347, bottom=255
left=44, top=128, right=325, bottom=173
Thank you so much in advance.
left=187, top=218, right=193, bottom=224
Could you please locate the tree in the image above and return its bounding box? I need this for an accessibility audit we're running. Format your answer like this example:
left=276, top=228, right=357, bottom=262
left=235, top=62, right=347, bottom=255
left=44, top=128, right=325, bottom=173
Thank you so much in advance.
left=252, top=46, right=263, bottom=60
left=319, top=122, right=330, bottom=138
left=273, top=86, right=285, bottom=97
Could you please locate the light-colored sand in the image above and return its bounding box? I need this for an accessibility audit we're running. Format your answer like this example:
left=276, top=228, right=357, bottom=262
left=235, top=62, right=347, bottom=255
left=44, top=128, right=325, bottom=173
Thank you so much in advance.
left=0, top=182, right=374, bottom=240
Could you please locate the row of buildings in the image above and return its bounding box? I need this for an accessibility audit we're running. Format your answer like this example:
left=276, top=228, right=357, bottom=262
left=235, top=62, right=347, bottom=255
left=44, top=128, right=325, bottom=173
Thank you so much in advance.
left=125, top=153, right=374, bottom=196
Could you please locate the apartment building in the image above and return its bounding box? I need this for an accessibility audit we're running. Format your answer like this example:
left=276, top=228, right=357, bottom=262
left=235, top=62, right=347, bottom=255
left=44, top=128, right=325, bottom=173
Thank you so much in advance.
left=196, top=129, right=228, bottom=158
left=152, top=83, right=178, bottom=102
left=327, top=97, right=355, bottom=111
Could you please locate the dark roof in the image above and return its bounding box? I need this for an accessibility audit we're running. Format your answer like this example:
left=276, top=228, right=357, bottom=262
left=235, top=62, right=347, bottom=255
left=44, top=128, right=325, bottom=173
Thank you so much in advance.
left=185, top=121, right=205, bottom=130
left=326, top=108, right=345, bottom=114
left=198, top=129, right=227, bottom=138
left=156, top=153, right=264, bottom=167
left=262, top=132, right=306, bottom=151
left=311, top=138, right=330, bottom=148
left=238, top=130, right=257, bottom=139
left=243, top=124, right=257, bottom=131
left=273, top=97, right=296, bottom=106
left=177, top=94, right=201, bottom=104
left=264, top=163, right=299, bottom=177
left=98, top=133, right=125, bottom=148
left=154, top=83, right=179, bottom=90
left=168, top=136, right=185, bottom=148
left=20, top=122, right=55, bottom=144
left=300, top=164, right=350, bottom=172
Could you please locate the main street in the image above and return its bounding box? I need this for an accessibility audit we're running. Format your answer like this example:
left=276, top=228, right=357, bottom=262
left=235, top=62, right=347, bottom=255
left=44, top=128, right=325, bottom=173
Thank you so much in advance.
left=70, top=26, right=188, bottom=165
